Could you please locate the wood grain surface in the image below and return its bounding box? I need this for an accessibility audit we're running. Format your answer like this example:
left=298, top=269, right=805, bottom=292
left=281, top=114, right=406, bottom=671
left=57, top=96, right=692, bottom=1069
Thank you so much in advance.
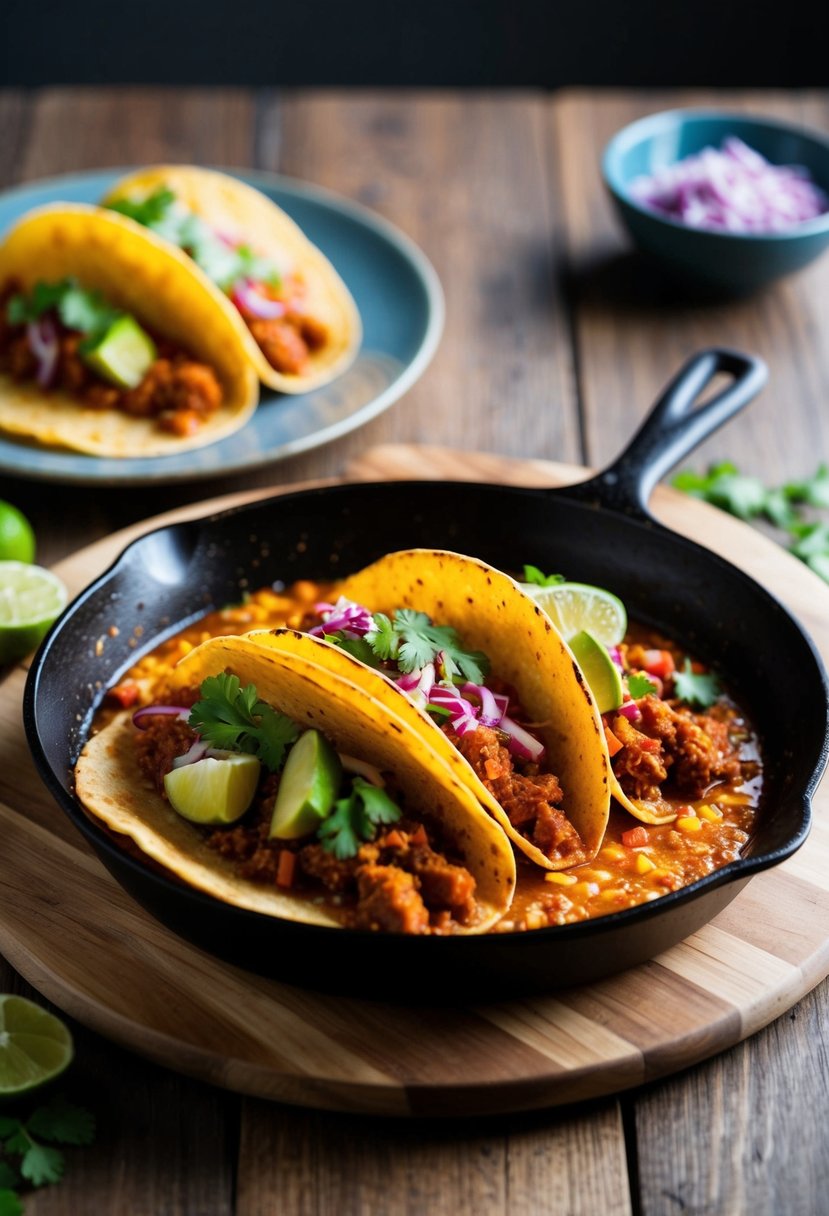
left=1, top=447, right=827, bottom=1122
left=1, top=86, right=828, bottom=1214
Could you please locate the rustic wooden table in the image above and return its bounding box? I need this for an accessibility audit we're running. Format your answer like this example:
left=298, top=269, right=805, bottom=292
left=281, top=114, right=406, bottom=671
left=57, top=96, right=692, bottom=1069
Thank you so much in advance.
left=1, top=86, right=828, bottom=1214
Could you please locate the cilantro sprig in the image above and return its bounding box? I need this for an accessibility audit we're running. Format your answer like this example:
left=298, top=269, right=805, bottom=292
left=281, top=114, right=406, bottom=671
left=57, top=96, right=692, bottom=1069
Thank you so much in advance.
left=317, top=776, right=402, bottom=860
left=7, top=279, right=119, bottom=340
left=366, top=609, right=489, bottom=684
left=108, top=188, right=282, bottom=292
left=627, top=672, right=658, bottom=699
left=522, top=565, right=565, bottom=588
left=188, top=673, right=299, bottom=771
left=0, top=1095, right=94, bottom=1210
left=672, top=461, right=829, bottom=583
left=673, top=659, right=722, bottom=709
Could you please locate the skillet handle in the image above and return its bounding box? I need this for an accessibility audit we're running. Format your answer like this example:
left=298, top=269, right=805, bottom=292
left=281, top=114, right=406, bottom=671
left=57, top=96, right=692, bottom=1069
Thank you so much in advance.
left=565, top=348, right=768, bottom=517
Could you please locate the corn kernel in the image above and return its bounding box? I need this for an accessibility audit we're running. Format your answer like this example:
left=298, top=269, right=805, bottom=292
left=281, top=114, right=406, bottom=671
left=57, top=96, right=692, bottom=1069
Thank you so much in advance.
left=636, top=853, right=656, bottom=874
left=578, top=868, right=612, bottom=883
left=599, top=888, right=626, bottom=902
left=545, top=871, right=578, bottom=886
left=600, top=844, right=626, bottom=862
left=698, top=804, right=724, bottom=822
left=572, top=881, right=600, bottom=898
left=677, top=816, right=703, bottom=833
left=716, top=791, right=752, bottom=807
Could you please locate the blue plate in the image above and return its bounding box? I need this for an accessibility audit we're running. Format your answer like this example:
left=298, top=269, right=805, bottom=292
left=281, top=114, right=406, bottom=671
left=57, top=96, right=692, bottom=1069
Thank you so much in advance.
left=0, top=169, right=444, bottom=485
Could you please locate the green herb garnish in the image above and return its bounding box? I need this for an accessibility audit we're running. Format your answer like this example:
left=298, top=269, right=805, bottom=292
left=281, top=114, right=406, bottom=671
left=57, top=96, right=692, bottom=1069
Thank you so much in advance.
left=672, top=659, right=722, bottom=709
left=107, top=188, right=282, bottom=292
left=0, top=1096, right=95, bottom=1208
left=317, top=776, right=402, bottom=859
left=7, top=279, right=119, bottom=337
left=672, top=461, right=829, bottom=584
left=188, top=673, right=299, bottom=771
left=366, top=609, right=489, bottom=683
left=627, top=672, right=658, bottom=699
left=522, top=564, right=566, bottom=588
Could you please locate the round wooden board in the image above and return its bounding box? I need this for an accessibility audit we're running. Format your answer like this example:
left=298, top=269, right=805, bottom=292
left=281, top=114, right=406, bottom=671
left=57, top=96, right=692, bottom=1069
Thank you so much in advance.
left=2, top=447, right=828, bottom=1118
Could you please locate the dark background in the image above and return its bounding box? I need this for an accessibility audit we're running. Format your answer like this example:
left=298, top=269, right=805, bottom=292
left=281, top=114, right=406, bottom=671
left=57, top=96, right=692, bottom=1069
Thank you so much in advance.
left=2, top=0, right=828, bottom=87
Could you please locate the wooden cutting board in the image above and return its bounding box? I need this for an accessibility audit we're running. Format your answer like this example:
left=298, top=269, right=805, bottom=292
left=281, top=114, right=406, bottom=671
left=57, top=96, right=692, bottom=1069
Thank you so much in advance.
left=2, top=446, right=828, bottom=1118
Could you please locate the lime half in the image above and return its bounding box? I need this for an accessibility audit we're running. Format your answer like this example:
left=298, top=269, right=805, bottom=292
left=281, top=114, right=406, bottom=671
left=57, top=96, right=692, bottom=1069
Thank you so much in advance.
left=521, top=580, right=627, bottom=648
left=0, top=995, right=74, bottom=1096
left=0, top=501, right=35, bottom=564
left=568, top=629, right=624, bottom=714
left=0, top=562, right=68, bottom=665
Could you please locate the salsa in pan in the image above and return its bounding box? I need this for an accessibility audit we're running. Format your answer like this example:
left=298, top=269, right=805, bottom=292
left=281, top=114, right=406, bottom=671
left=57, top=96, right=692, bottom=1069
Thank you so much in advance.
left=98, top=576, right=762, bottom=934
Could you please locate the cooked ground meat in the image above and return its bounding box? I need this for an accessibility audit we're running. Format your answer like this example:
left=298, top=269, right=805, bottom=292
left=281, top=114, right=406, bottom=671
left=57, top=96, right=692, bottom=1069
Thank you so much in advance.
left=446, top=724, right=583, bottom=861
left=247, top=317, right=311, bottom=375
left=0, top=282, right=224, bottom=436
left=354, top=865, right=430, bottom=934
left=134, top=716, right=198, bottom=794
left=612, top=694, right=742, bottom=802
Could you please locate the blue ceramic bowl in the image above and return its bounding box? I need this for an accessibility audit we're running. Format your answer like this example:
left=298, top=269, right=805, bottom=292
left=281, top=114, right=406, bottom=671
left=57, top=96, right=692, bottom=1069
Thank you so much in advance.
left=602, top=110, right=829, bottom=293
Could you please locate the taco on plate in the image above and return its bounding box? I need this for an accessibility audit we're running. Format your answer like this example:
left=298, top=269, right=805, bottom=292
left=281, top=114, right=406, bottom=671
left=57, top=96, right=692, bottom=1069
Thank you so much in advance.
left=0, top=204, right=259, bottom=457
left=247, top=549, right=612, bottom=871
left=74, top=632, right=516, bottom=935
left=102, top=166, right=361, bottom=394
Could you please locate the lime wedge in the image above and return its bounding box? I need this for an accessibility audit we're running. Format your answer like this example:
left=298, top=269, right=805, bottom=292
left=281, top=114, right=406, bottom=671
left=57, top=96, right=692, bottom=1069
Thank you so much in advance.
left=270, top=729, right=342, bottom=840
left=568, top=629, right=624, bottom=714
left=0, top=995, right=74, bottom=1096
left=81, top=315, right=157, bottom=389
left=0, top=562, right=68, bottom=665
left=521, top=580, right=627, bottom=648
left=0, top=500, right=35, bottom=564
left=164, top=754, right=261, bottom=825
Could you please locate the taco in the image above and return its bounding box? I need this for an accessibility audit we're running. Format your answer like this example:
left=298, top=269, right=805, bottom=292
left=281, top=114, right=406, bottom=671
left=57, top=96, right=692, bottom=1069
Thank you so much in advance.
left=247, top=550, right=612, bottom=871
left=101, top=166, right=361, bottom=394
left=0, top=204, right=259, bottom=457
left=74, top=633, right=516, bottom=934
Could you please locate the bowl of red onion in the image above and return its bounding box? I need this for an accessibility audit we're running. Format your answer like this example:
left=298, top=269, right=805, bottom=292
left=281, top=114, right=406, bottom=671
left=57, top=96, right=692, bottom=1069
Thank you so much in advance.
left=602, top=109, right=829, bottom=292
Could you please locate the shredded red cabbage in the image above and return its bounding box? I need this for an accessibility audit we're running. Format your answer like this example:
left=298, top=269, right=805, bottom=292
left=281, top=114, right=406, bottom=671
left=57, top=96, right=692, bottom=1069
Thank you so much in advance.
left=27, top=318, right=59, bottom=387
left=132, top=705, right=191, bottom=729
left=631, top=136, right=829, bottom=233
left=308, top=597, right=375, bottom=639
left=231, top=279, right=286, bottom=319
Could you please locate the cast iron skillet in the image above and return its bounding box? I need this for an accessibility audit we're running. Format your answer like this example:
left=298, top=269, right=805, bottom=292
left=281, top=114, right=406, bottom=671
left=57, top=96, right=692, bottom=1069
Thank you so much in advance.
left=24, top=348, right=829, bottom=1001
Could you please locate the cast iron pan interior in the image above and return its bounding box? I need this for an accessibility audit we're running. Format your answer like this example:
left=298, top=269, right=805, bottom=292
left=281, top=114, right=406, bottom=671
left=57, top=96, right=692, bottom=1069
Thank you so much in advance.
left=24, top=349, right=829, bottom=1000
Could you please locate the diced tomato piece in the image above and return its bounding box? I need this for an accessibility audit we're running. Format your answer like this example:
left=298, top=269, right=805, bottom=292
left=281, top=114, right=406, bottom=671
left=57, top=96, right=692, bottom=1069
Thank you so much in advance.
left=107, top=682, right=140, bottom=709
left=382, top=830, right=406, bottom=850
left=643, top=649, right=675, bottom=681
left=622, top=826, right=649, bottom=849
left=276, top=850, right=297, bottom=888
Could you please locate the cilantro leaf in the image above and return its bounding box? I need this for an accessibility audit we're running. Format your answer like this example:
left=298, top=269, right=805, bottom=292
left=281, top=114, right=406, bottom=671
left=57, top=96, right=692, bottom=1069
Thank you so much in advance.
left=19, top=1142, right=64, bottom=1188
left=0, top=1120, right=20, bottom=1139
left=673, top=659, right=722, bottom=709
left=366, top=608, right=489, bottom=684
left=2, top=1135, right=28, bottom=1157
left=108, top=187, right=177, bottom=228
left=333, top=636, right=383, bottom=668
left=27, top=1098, right=95, bottom=1146
left=6, top=278, right=118, bottom=336
left=763, top=486, right=800, bottom=531
left=522, top=565, right=565, bottom=587
left=188, top=673, right=299, bottom=771
left=317, top=777, right=402, bottom=859
left=0, top=1189, right=23, bottom=1216
left=627, top=672, right=658, bottom=699
left=789, top=522, right=829, bottom=560
left=785, top=463, right=829, bottom=509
